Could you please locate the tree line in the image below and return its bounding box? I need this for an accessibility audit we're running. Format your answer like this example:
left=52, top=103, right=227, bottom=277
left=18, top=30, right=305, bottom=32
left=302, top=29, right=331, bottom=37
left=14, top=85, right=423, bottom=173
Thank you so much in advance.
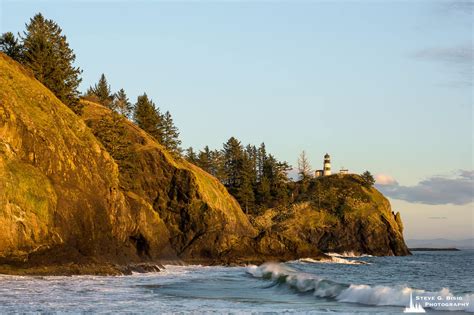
left=186, top=139, right=292, bottom=213
left=84, top=74, right=182, bottom=156
left=1, top=13, right=182, bottom=157
left=1, top=13, right=377, bottom=214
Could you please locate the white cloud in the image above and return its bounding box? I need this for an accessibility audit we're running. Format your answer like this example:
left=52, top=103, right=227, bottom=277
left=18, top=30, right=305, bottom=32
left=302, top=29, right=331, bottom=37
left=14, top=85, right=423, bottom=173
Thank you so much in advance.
left=376, top=170, right=473, bottom=206
left=375, top=174, right=398, bottom=186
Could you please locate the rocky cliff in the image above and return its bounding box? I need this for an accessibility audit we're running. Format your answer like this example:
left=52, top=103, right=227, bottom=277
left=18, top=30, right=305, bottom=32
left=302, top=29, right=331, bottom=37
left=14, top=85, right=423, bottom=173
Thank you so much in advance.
left=0, top=53, right=409, bottom=274
left=81, top=102, right=258, bottom=264
left=252, top=175, right=410, bottom=257
left=0, top=53, right=178, bottom=274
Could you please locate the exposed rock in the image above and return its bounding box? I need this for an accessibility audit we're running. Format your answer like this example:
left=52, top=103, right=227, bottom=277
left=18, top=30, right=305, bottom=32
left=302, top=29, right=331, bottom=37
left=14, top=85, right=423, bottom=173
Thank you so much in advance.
left=0, top=53, right=173, bottom=271
left=81, top=102, right=258, bottom=264
left=251, top=176, right=410, bottom=257
left=0, top=53, right=409, bottom=274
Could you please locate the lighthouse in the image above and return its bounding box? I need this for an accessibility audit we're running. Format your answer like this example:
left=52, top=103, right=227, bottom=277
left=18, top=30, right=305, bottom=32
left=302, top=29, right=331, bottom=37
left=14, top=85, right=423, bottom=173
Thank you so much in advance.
left=323, top=153, right=331, bottom=176
left=314, top=153, right=334, bottom=177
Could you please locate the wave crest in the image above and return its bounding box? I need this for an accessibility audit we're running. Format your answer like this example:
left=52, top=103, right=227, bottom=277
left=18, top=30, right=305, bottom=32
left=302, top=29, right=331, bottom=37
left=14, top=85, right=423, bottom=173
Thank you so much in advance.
left=326, top=251, right=373, bottom=258
left=247, top=263, right=474, bottom=312
left=298, top=257, right=368, bottom=265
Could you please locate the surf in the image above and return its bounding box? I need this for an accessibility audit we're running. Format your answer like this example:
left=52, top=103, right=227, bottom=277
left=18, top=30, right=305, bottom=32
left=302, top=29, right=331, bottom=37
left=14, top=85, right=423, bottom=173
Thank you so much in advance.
left=246, top=263, right=474, bottom=312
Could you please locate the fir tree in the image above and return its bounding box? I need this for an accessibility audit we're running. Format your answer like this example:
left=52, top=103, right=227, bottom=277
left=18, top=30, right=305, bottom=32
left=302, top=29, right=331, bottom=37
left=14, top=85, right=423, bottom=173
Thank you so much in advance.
left=222, top=137, right=244, bottom=188
left=87, top=74, right=113, bottom=108
left=90, top=112, right=137, bottom=189
left=257, top=176, right=271, bottom=206
left=272, top=159, right=291, bottom=205
left=246, top=144, right=258, bottom=187
left=92, top=113, right=130, bottom=161
left=0, top=32, right=23, bottom=61
left=161, top=111, right=182, bottom=156
left=257, top=143, right=267, bottom=181
left=185, top=147, right=198, bottom=164
left=113, top=88, right=133, bottom=118
left=197, top=146, right=213, bottom=173
left=361, top=171, right=375, bottom=187
left=133, top=93, right=164, bottom=143
left=21, top=13, right=82, bottom=114
left=236, top=154, right=256, bottom=214
left=210, top=149, right=225, bottom=181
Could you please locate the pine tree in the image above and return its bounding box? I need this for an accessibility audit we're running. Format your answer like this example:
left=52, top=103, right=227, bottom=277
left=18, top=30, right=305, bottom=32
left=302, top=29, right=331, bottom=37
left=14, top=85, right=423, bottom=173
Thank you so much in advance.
left=257, top=143, right=267, bottom=181
left=92, top=113, right=130, bottom=161
left=222, top=137, right=244, bottom=188
left=257, top=176, right=271, bottom=206
left=133, top=93, right=164, bottom=143
left=21, top=13, right=82, bottom=114
left=210, top=149, right=225, bottom=181
left=185, top=147, right=197, bottom=164
left=197, top=146, right=212, bottom=173
left=246, top=144, right=258, bottom=187
left=236, top=154, right=256, bottom=214
left=0, top=32, right=23, bottom=61
left=87, top=74, right=113, bottom=108
left=90, top=112, right=137, bottom=189
left=361, top=171, right=375, bottom=187
left=161, top=111, right=182, bottom=156
left=272, top=159, right=291, bottom=205
left=113, top=88, right=133, bottom=118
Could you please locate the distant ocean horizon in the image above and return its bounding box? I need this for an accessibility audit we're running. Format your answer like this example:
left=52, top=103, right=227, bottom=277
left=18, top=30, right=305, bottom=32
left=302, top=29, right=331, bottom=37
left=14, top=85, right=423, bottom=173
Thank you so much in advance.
left=1, top=250, right=473, bottom=314
left=406, top=238, right=474, bottom=250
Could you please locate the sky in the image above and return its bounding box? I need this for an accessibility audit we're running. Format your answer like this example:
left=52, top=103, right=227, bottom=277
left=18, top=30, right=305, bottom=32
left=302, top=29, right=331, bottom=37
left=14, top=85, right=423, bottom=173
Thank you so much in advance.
left=1, top=0, right=472, bottom=240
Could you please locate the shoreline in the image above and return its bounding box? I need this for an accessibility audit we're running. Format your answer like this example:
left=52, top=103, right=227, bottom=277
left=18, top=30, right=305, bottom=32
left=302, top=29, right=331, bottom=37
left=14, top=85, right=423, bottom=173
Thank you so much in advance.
left=0, top=253, right=327, bottom=276
left=0, top=251, right=389, bottom=276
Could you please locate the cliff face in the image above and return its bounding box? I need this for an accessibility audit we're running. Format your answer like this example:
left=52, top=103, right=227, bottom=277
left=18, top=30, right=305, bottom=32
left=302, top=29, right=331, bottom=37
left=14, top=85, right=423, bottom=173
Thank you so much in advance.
left=0, top=53, right=409, bottom=274
left=252, top=176, right=410, bottom=257
left=0, top=53, right=256, bottom=272
left=0, top=53, right=174, bottom=272
left=81, top=103, right=257, bottom=264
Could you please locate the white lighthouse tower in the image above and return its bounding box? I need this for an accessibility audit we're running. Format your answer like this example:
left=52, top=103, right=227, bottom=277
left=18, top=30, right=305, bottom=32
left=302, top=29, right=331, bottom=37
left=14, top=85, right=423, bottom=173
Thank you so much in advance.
left=323, top=153, right=331, bottom=176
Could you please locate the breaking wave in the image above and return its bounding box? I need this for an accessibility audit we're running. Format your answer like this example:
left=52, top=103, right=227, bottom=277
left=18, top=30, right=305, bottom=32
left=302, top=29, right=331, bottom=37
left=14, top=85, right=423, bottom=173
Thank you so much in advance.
left=326, top=251, right=373, bottom=258
left=298, top=257, right=368, bottom=265
left=246, top=263, right=474, bottom=312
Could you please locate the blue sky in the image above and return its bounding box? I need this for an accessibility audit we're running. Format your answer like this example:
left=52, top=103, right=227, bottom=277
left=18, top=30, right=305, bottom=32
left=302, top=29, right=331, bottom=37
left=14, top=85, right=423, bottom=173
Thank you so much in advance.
left=1, top=0, right=472, bottom=239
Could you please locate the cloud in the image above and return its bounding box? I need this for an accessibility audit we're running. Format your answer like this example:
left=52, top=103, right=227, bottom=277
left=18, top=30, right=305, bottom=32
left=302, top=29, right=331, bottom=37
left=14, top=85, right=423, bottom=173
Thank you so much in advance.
left=443, top=1, right=474, bottom=14
left=413, top=45, right=473, bottom=86
left=375, top=174, right=398, bottom=186
left=376, top=170, right=474, bottom=206
left=414, top=45, right=473, bottom=66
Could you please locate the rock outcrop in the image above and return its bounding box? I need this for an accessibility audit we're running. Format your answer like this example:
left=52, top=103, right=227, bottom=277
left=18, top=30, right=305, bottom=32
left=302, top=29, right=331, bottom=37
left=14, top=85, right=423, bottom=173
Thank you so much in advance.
left=0, top=53, right=177, bottom=273
left=81, top=102, right=258, bottom=264
left=0, top=53, right=409, bottom=274
left=252, top=177, right=410, bottom=257
left=0, top=53, right=257, bottom=273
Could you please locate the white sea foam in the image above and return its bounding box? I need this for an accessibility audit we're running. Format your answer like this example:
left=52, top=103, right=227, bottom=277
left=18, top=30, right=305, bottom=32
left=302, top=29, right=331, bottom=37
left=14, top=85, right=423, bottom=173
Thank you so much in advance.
left=299, top=257, right=368, bottom=265
left=247, top=263, right=473, bottom=312
left=326, top=251, right=373, bottom=258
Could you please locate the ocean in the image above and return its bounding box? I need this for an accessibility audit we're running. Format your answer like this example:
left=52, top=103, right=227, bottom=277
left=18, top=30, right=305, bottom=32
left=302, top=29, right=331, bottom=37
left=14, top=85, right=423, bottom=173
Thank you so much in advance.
left=1, top=250, right=472, bottom=314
